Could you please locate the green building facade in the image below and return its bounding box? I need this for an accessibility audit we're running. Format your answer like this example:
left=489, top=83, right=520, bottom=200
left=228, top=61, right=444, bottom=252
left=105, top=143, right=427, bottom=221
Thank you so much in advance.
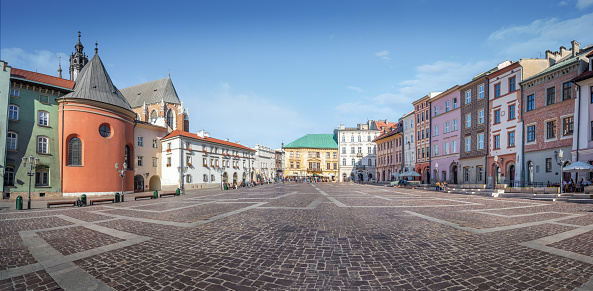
left=0, top=61, right=11, bottom=195
left=4, top=69, right=73, bottom=198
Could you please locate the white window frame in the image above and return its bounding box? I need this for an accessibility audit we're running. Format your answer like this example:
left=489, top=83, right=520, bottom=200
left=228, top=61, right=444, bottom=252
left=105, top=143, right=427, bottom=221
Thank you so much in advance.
left=478, top=133, right=484, bottom=150
left=38, top=111, right=49, bottom=126
left=138, top=136, right=143, bottom=146
left=465, top=90, right=471, bottom=104
left=479, top=85, right=484, bottom=99
left=478, top=110, right=484, bottom=124
left=37, top=136, right=49, bottom=154
left=8, top=104, right=19, bottom=120
left=466, top=114, right=471, bottom=128
left=465, top=136, right=471, bottom=152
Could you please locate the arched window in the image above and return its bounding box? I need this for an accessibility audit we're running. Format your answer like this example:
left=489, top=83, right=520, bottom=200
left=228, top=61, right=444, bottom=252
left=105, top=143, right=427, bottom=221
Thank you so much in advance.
left=68, top=137, right=82, bottom=165
left=4, top=166, right=14, bottom=186
left=166, top=109, right=175, bottom=129
left=150, top=109, right=158, bottom=123
left=125, top=145, right=131, bottom=169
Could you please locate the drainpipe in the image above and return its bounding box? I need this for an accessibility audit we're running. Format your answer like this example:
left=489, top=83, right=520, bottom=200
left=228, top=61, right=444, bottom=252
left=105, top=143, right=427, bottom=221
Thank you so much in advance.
left=520, top=83, right=525, bottom=187
left=573, top=82, right=581, bottom=162
left=484, top=78, right=489, bottom=187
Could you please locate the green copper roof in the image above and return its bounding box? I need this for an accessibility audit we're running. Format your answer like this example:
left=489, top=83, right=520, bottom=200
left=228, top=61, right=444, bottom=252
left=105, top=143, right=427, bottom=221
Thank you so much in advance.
left=284, top=134, right=338, bottom=149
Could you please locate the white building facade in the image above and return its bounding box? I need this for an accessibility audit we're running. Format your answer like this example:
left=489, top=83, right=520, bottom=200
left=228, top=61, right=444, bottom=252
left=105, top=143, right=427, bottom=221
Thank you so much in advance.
left=401, top=111, right=416, bottom=173
left=160, top=130, right=255, bottom=191
left=253, top=144, right=276, bottom=182
left=337, top=121, right=380, bottom=182
left=133, top=122, right=168, bottom=192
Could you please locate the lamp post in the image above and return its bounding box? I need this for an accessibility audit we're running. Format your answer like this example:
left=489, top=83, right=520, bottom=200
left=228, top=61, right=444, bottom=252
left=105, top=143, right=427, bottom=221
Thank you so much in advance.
left=493, top=156, right=499, bottom=190
left=115, top=162, right=127, bottom=202
left=555, top=149, right=566, bottom=195
left=435, top=163, right=439, bottom=184
left=22, top=155, right=39, bottom=210
left=178, top=165, right=188, bottom=195
left=220, top=167, right=226, bottom=190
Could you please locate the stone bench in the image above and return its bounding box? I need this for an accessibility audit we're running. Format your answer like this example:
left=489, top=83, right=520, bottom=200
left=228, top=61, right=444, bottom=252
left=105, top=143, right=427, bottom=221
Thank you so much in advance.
left=159, top=192, right=177, bottom=198
left=134, top=194, right=155, bottom=200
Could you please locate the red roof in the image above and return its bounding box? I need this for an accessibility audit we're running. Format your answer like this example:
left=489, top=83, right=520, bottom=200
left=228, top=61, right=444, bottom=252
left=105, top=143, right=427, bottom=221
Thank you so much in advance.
left=163, top=130, right=255, bottom=151
left=375, top=121, right=399, bottom=133
left=11, top=68, right=75, bottom=90
left=373, top=124, right=402, bottom=142
left=587, top=50, right=593, bottom=58
left=573, top=67, right=593, bottom=83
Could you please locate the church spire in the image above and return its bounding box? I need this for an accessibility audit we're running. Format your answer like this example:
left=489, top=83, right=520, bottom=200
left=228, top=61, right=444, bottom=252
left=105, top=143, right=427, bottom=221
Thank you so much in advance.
left=69, top=31, right=89, bottom=81
left=58, top=54, right=62, bottom=78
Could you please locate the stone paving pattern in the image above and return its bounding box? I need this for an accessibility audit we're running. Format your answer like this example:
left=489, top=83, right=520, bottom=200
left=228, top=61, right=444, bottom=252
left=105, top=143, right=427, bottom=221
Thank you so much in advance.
left=2, top=183, right=593, bottom=290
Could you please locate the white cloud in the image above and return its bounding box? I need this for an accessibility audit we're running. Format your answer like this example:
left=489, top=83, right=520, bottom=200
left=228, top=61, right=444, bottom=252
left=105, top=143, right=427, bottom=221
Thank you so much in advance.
left=486, top=13, right=593, bottom=58
left=1, top=48, right=66, bottom=77
left=577, top=0, right=593, bottom=9
left=559, top=1, right=568, bottom=6
left=188, top=83, right=313, bottom=149
left=375, top=50, right=390, bottom=61
left=347, top=86, right=364, bottom=93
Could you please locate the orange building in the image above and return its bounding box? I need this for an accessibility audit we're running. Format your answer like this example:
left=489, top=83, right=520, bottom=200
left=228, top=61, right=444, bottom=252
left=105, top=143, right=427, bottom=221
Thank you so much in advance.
left=58, top=48, right=136, bottom=196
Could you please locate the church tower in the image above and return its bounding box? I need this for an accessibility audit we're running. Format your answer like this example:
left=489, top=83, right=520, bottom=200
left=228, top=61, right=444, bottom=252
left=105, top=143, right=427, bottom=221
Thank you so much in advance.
left=69, top=31, right=88, bottom=81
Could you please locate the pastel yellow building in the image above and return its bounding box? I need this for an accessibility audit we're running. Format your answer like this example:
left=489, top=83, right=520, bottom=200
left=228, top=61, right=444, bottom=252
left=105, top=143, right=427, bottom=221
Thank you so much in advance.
left=283, top=134, right=339, bottom=181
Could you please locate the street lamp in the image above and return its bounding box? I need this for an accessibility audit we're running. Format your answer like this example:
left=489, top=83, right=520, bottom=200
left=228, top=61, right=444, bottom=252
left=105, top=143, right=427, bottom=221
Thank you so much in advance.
left=555, top=149, right=566, bottom=195
left=220, top=167, right=226, bottom=190
left=115, top=162, right=127, bottom=202
left=493, top=156, right=499, bottom=190
left=21, top=155, right=39, bottom=210
left=178, top=165, right=188, bottom=195
left=435, top=162, right=439, bottom=183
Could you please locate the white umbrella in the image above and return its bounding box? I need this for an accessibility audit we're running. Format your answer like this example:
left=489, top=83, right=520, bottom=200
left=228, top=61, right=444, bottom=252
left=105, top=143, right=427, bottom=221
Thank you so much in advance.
left=402, top=170, right=421, bottom=177
left=391, top=172, right=401, bottom=178
left=563, top=161, right=593, bottom=172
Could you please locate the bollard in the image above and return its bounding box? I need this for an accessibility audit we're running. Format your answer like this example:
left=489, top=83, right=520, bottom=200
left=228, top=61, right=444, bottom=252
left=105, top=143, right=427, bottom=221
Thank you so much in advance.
left=16, top=196, right=23, bottom=210
left=153, top=190, right=158, bottom=199
left=81, top=194, right=87, bottom=206
left=176, top=188, right=180, bottom=196
left=115, top=192, right=121, bottom=203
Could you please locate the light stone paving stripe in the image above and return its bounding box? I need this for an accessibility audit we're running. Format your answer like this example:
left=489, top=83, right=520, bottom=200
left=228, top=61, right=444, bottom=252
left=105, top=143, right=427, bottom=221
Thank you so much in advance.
left=258, top=196, right=324, bottom=210
left=18, top=231, right=114, bottom=291
left=0, top=263, right=44, bottom=280
left=404, top=211, right=585, bottom=234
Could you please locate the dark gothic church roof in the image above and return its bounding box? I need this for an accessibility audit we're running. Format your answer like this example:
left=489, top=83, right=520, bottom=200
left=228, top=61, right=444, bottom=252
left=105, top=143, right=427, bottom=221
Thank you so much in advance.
left=119, top=77, right=181, bottom=108
left=62, top=51, right=132, bottom=111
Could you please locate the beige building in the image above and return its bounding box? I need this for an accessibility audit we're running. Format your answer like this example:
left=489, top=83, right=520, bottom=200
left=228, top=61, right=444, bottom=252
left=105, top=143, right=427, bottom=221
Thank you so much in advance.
left=133, top=121, right=168, bottom=192
left=283, top=134, right=339, bottom=181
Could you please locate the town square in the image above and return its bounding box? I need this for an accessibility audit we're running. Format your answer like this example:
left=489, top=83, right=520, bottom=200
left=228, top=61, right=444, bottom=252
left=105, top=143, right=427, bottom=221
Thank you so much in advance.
left=3, top=0, right=593, bottom=290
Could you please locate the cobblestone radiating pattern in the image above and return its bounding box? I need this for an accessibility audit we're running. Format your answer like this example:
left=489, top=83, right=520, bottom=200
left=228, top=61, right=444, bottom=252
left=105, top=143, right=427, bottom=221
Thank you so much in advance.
left=265, top=194, right=321, bottom=207
left=0, top=270, right=62, bottom=291
left=37, top=226, right=125, bottom=256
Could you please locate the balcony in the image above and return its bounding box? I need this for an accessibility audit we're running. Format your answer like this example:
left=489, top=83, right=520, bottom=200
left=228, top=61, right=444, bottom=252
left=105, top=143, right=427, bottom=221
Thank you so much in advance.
left=356, top=153, right=363, bottom=157
left=307, top=168, right=322, bottom=172
left=355, top=165, right=366, bottom=169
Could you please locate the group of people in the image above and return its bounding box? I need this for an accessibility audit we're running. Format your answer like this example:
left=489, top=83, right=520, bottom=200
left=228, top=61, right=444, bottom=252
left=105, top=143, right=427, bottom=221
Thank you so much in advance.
left=561, top=178, right=592, bottom=193
left=435, top=181, right=447, bottom=191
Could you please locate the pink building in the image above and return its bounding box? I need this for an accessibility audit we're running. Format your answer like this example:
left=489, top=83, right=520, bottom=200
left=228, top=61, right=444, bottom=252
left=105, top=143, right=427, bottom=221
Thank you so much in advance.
left=430, top=86, right=461, bottom=184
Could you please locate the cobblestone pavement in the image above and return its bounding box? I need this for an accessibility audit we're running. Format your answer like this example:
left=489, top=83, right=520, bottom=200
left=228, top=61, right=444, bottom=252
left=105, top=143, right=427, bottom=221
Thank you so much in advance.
left=3, top=183, right=593, bottom=290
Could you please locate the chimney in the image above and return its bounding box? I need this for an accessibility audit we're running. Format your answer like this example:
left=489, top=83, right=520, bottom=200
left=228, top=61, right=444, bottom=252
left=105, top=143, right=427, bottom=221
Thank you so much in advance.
left=560, top=46, right=569, bottom=57
left=225, top=138, right=229, bottom=142
left=204, top=132, right=210, bottom=138
left=197, top=130, right=204, bottom=138
left=572, top=40, right=580, bottom=57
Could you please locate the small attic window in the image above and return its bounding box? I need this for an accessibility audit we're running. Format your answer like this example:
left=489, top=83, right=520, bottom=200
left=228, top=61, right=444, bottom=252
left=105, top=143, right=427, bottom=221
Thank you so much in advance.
left=93, top=85, right=96, bottom=88
left=154, top=89, right=157, bottom=91
left=137, top=92, right=141, bottom=95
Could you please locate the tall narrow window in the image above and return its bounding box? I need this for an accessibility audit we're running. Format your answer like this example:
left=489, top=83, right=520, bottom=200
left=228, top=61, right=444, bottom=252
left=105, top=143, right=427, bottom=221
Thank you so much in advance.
left=37, top=136, right=49, bottom=154
left=466, top=114, right=471, bottom=128
left=7, top=132, right=17, bottom=150
left=125, top=145, right=131, bottom=169
left=478, top=133, right=484, bottom=150
left=479, top=85, right=484, bottom=99
left=166, top=109, right=175, bottom=129
left=150, top=110, right=158, bottom=123
left=494, top=110, right=501, bottom=124
left=68, top=137, right=82, bottom=166
left=8, top=105, right=19, bottom=120
left=527, top=125, right=536, bottom=142
left=137, top=136, right=143, bottom=146
left=478, top=110, right=484, bottom=124
left=4, top=166, right=15, bottom=186
left=465, top=136, right=471, bottom=152
left=562, top=82, right=572, bottom=101
left=546, top=87, right=556, bottom=105
left=35, top=168, right=49, bottom=186
left=494, top=135, right=500, bottom=149
left=494, top=83, right=501, bottom=98
left=508, top=105, right=515, bottom=120
left=38, top=111, right=49, bottom=126
left=546, top=120, right=556, bottom=139
left=453, top=119, right=458, bottom=131
left=527, top=94, right=535, bottom=111
left=509, top=77, right=516, bottom=92
left=465, top=90, right=471, bottom=104
left=563, top=116, right=574, bottom=136
left=508, top=132, right=515, bottom=147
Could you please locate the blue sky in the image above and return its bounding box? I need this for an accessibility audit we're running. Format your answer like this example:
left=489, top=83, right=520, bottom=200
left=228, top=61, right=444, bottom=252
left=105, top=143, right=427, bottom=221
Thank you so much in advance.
left=2, top=0, right=593, bottom=149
